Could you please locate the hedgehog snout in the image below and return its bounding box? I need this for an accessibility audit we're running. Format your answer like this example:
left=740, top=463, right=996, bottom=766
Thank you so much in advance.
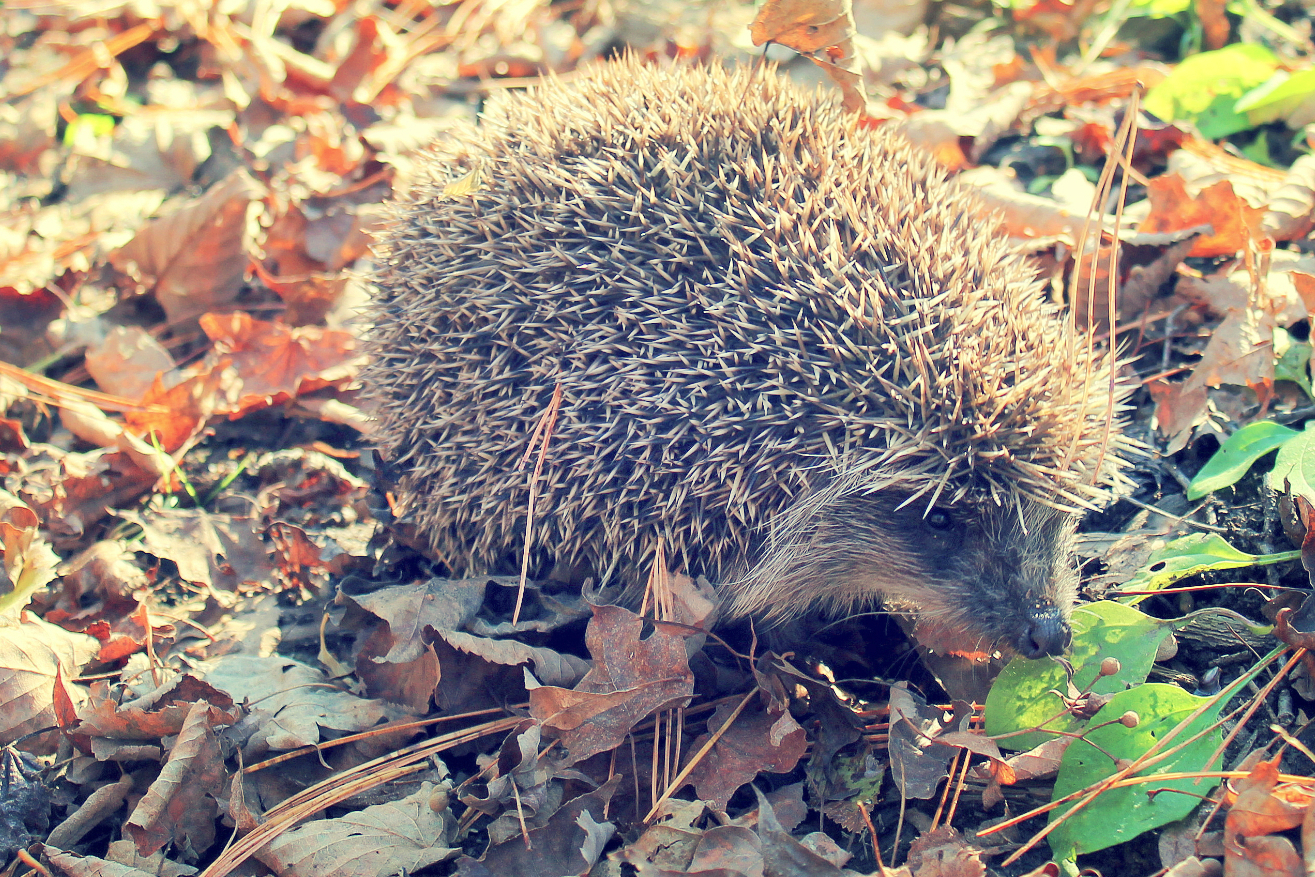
left=1011, top=608, right=1073, bottom=659
left=949, top=504, right=1081, bottom=657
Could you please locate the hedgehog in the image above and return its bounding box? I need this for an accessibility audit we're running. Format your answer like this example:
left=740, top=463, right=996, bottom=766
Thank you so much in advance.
left=362, top=56, right=1133, bottom=659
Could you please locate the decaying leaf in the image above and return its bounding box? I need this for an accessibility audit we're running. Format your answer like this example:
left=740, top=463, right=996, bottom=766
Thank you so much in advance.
left=681, top=696, right=808, bottom=810
left=261, top=781, right=459, bottom=877
left=110, top=171, right=266, bottom=323
left=528, top=605, right=695, bottom=766
left=0, top=616, right=95, bottom=750
left=123, top=701, right=228, bottom=857
left=749, top=0, right=865, bottom=113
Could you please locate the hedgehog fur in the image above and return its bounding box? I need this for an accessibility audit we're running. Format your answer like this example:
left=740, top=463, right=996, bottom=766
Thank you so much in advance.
left=362, top=57, right=1133, bottom=657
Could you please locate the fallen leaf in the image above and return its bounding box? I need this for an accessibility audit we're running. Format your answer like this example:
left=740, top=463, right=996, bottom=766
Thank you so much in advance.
left=199, top=312, right=362, bottom=419
left=124, top=700, right=229, bottom=857
left=1139, top=175, right=1268, bottom=258
left=0, top=615, right=95, bottom=750
left=260, top=781, right=459, bottom=877
left=110, top=170, right=265, bottom=323
left=527, top=604, right=695, bottom=765
left=119, top=507, right=273, bottom=593
left=682, top=696, right=808, bottom=810
left=749, top=0, right=865, bottom=112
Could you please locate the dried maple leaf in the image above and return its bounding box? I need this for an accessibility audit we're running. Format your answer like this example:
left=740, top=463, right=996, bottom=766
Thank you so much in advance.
left=1139, top=175, right=1268, bottom=258
left=198, top=655, right=396, bottom=753
left=681, top=696, right=808, bottom=810
left=527, top=604, right=694, bottom=765
left=1263, top=153, right=1315, bottom=242
left=199, top=312, right=363, bottom=419
left=119, top=507, right=272, bottom=593
left=125, top=367, right=223, bottom=454
left=15, top=446, right=161, bottom=546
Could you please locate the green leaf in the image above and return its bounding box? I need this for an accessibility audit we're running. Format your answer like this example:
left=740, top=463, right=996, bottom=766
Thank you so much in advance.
left=1144, top=45, right=1280, bottom=138
left=1116, top=532, right=1298, bottom=604
left=1126, top=0, right=1191, bottom=15
left=1236, top=67, right=1315, bottom=128
left=1186, top=420, right=1299, bottom=499
left=984, top=602, right=1173, bottom=751
left=1267, top=422, right=1315, bottom=502
left=62, top=113, right=116, bottom=146
left=1273, top=327, right=1313, bottom=398
left=1046, top=684, right=1224, bottom=859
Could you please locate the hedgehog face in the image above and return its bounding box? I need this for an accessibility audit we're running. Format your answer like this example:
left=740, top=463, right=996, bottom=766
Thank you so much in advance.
left=887, top=499, right=1080, bottom=659
left=734, top=491, right=1080, bottom=659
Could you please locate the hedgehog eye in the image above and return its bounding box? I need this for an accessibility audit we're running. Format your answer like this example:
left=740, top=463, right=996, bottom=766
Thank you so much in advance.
left=925, top=509, right=954, bottom=531
left=806, top=24, right=820, bottom=33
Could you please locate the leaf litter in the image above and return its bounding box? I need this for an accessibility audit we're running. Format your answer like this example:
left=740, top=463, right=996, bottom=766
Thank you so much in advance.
left=2, top=2, right=1315, bottom=877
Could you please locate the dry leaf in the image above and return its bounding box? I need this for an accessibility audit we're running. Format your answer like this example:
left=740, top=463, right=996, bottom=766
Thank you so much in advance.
left=527, top=604, right=694, bottom=765
left=1262, top=153, right=1315, bottom=242
left=124, top=701, right=228, bottom=857
left=261, top=781, right=459, bottom=877
left=749, top=0, right=865, bottom=113
left=1139, top=175, right=1268, bottom=258
left=0, top=615, right=95, bottom=750
left=110, top=170, right=265, bottom=323
left=682, top=697, right=808, bottom=810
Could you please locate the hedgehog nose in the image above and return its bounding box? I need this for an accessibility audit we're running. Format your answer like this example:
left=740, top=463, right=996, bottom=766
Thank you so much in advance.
left=1014, top=612, right=1072, bottom=659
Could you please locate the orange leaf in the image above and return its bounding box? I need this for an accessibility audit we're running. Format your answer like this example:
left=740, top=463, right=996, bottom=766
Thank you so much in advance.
left=1140, top=175, right=1267, bottom=258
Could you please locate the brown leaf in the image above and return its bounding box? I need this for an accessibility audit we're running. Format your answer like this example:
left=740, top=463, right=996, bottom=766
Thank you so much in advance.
left=1139, top=175, right=1268, bottom=258
left=431, top=637, right=526, bottom=714
left=888, top=683, right=963, bottom=800
left=460, top=777, right=620, bottom=877
left=119, top=507, right=273, bottom=592
left=752, top=785, right=854, bottom=877
left=751, top=0, right=853, bottom=55
left=356, top=629, right=440, bottom=713
left=341, top=576, right=491, bottom=662
left=124, top=700, right=228, bottom=856
left=45, top=848, right=176, bottom=877
left=14, top=446, right=160, bottom=545
left=528, top=604, right=694, bottom=765
left=441, top=628, right=589, bottom=689
left=682, top=697, right=808, bottom=810
left=325, top=16, right=387, bottom=104
left=1225, top=758, right=1308, bottom=837
left=0, top=615, right=95, bottom=750
left=124, top=367, right=223, bottom=454
left=622, top=803, right=765, bottom=874
left=749, top=0, right=865, bottom=113
left=198, top=655, right=396, bottom=752
left=257, top=200, right=365, bottom=326
left=199, top=312, right=362, bottom=419
left=74, top=675, right=238, bottom=743
left=905, top=826, right=987, bottom=877
left=1197, top=0, right=1229, bottom=49
left=84, top=326, right=177, bottom=402
left=267, top=521, right=327, bottom=591
left=110, top=170, right=265, bottom=323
